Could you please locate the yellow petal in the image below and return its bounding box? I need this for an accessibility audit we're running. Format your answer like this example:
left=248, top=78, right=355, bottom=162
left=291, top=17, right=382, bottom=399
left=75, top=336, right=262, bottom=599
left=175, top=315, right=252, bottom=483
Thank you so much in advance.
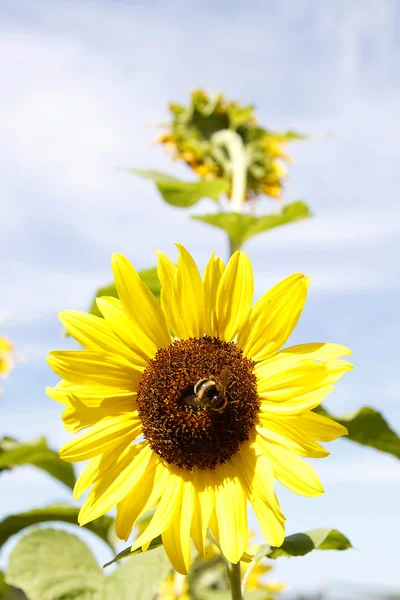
left=175, top=244, right=206, bottom=338
left=216, top=251, right=254, bottom=342
left=259, top=385, right=335, bottom=416
left=232, top=442, right=283, bottom=519
left=62, top=394, right=135, bottom=433
left=156, top=251, right=179, bottom=336
left=237, top=275, right=307, bottom=360
left=256, top=359, right=353, bottom=402
left=60, top=413, right=142, bottom=462
left=112, top=253, right=171, bottom=351
left=79, top=442, right=152, bottom=525
left=130, top=470, right=184, bottom=552
left=256, top=419, right=329, bottom=458
left=248, top=495, right=285, bottom=548
left=116, top=456, right=169, bottom=540
left=46, top=380, right=135, bottom=407
left=96, top=297, right=152, bottom=366
left=47, top=350, right=142, bottom=389
left=59, top=310, right=141, bottom=365
left=203, top=252, right=225, bottom=336
left=191, top=468, right=215, bottom=556
left=290, top=411, right=348, bottom=441
left=278, top=343, right=351, bottom=362
left=256, top=437, right=324, bottom=497
left=73, top=455, right=102, bottom=500
left=214, top=462, right=248, bottom=564
left=162, top=477, right=194, bottom=575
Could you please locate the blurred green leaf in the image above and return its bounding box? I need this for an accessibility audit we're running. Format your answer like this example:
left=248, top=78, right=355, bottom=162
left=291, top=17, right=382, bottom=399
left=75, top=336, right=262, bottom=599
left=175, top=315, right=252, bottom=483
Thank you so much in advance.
left=103, top=535, right=163, bottom=568
left=192, top=201, right=312, bottom=247
left=129, top=169, right=230, bottom=207
left=6, top=529, right=103, bottom=600
left=316, top=405, right=400, bottom=459
left=255, top=528, right=351, bottom=562
left=104, top=546, right=171, bottom=599
left=0, top=505, right=116, bottom=551
left=6, top=529, right=171, bottom=600
left=89, top=267, right=160, bottom=318
left=0, top=437, right=75, bottom=490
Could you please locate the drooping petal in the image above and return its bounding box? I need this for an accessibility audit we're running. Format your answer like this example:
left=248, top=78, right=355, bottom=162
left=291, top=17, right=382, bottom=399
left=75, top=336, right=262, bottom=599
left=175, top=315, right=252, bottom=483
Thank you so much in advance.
left=112, top=253, right=171, bottom=351
left=162, top=477, right=194, bottom=575
left=232, top=441, right=283, bottom=518
left=235, top=442, right=286, bottom=546
left=60, top=413, right=142, bottom=462
left=130, top=470, right=184, bottom=552
left=213, top=462, right=248, bottom=564
left=257, top=437, right=324, bottom=497
left=116, top=456, right=169, bottom=540
left=203, top=252, right=225, bottom=336
left=216, top=251, right=254, bottom=342
left=79, top=443, right=152, bottom=525
left=237, top=275, right=308, bottom=360
left=73, top=455, right=102, bottom=500
left=191, top=468, right=215, bottom=555
left=47, top=350, right=142, bottom=389
left=290, top=410, right=348, bottom=441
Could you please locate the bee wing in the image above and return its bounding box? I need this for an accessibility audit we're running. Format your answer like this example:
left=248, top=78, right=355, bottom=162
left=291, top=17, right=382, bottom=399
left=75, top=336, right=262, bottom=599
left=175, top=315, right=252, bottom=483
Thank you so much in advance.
left=185, top=394, right=206, bottom=407
left=218, top=367, right=230, bottom=390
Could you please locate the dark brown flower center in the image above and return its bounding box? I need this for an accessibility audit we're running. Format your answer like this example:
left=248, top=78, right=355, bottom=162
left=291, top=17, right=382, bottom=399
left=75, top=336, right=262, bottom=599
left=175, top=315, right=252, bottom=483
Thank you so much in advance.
left=137, top=336, right=259, bottom=470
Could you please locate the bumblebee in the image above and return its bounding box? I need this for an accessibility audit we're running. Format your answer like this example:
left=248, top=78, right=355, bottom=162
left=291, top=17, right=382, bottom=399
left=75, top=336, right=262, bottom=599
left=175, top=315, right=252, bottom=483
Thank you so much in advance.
left=185, top=367, right=230, bottom=412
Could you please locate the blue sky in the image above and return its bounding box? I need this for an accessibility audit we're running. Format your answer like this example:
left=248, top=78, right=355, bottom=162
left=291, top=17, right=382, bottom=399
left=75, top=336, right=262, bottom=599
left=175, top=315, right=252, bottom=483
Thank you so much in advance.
left=1, top=0, right=400, bottom=596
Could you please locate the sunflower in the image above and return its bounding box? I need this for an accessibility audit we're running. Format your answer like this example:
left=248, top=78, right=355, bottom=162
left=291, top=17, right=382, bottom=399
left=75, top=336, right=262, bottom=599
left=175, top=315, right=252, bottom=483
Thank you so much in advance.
left=0, top=334, right=14, bottom=377
left=47, top=245, right=352, bottom=575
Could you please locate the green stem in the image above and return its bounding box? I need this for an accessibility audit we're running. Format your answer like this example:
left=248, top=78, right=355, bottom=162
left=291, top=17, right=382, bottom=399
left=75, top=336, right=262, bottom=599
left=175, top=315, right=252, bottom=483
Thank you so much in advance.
left=228, top=561, right=243, bottom=600
left=228, top=235, right=242, bottom=257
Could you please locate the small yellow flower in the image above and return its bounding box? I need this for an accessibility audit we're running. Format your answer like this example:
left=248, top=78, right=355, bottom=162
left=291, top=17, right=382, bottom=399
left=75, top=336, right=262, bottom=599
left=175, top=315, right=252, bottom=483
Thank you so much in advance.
left=157, top=572, right=189, bottom=600
left=47, top=246, right=351, bottom=575
left=0, top=335, right=14, bottom=377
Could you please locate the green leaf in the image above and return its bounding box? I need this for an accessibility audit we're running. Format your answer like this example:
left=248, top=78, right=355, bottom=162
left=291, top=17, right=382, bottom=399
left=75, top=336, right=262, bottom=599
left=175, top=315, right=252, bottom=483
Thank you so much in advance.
left=6, top=529, right=103, bottom=600
left=89, top=267, right=160, bottom=318
left=104, top=546, right=171, bottom=600
left=0, top=437, right=75, bottom=490
left=129, top=169, right=230, bottom=207
left=0, top=505, right=116, bottom=552
left=316, top=405, right=400, bottom=459
left=6, top=529, right=171, bottom=600
left=255, top=528, right=351, bottom=562
left=192, top=201, right=312, bottom=247
left=103, top=535, right=163, bottom=568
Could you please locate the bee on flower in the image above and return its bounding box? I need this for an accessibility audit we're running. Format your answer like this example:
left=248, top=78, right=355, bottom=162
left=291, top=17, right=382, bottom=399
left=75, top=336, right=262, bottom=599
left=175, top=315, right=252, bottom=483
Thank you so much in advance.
left=47, top=245, right=352, bottom=575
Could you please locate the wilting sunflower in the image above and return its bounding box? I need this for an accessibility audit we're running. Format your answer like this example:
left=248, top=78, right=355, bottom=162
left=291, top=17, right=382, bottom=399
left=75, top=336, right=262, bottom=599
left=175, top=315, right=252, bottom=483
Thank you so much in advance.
left=47, top=246, right=351, bottom=575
